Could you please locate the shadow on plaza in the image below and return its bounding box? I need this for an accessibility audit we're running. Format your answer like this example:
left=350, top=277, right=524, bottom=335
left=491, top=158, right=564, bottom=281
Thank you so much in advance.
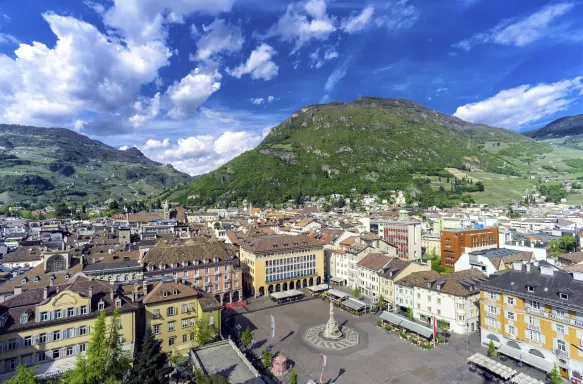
left=280, top=330, right=294, bottom=342
left=328, top=368, right=346, bottom=383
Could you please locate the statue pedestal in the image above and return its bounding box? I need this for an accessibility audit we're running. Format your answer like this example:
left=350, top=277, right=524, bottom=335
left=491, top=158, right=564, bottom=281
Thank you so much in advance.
left=323, top=302, right=343, bottom=339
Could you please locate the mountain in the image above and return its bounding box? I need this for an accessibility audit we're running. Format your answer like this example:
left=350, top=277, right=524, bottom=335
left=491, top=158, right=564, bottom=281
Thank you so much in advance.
left=170, top=97, right=551, bottom=208
left=523, top=115, right=583, bottom=139
left=0, top=125, right=191, bottom=204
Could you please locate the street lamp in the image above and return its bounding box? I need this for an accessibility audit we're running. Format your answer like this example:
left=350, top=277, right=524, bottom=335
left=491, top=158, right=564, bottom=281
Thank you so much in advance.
left=236, top=324, right=241, bottom=340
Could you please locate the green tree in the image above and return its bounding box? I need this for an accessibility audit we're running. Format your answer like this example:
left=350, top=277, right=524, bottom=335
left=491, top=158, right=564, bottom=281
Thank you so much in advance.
left=377, top=294, right=386, bottom=311
left=240, top=326, right=253, bottom=349
left=5, top=364, right=40, bottom=384
left=548, top=364, right=562, bottom=384
left=406, top=307, right=414, bottom=321
left=438, top=320, right=449, bottom=342
left=352, top=287, right=361, bottom=299
left=54, top=203, right=70, bottom=218
left=192, top=313, right=218, bottom=346
left=323, top=203, right=331, bottom=212
left=262, top=347, right=273, bottom=370
left=195, top=371, right=229, bottom=384
left=290, top=368, right=298, bottom=384
left=487, top=340, right=497, bottom=358
left=127, top=328, right=172, bottom=384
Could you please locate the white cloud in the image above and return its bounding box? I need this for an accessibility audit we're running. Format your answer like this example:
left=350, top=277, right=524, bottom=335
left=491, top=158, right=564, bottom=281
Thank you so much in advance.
left=84, top=1, right=106, bottom=15
left=375, top=0, right=418, bottom=31
left=119, top=145, right=130, bottom=151
left=264, top=0, right=336, bottom=53
left=325, top=64, right=348, bottom=93
left=129, top=92, right=161, bottom=127
left=226, top=44, right=279, bottom=81
left=138, top=131, right=262, bottom=175
left=454, top=2, right=574, bottom=50
left=0, top=33, right=18, bottom=44
left=166, top=67, right=222, bottom=119
left=250, top=97, right=265, bottom=105
left=310, top=46, right=338, bottom=69
left=341, top=5, right=375, bottom=33
left=454, top=77, right=583, bottom=128
left=267, top=96, right=275, bottom=103
left=192, top=19, right=244, bottom=62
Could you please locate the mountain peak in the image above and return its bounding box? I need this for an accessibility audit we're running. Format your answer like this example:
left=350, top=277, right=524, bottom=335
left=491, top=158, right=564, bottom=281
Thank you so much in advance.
left=523, top=114, right=583, bottom=139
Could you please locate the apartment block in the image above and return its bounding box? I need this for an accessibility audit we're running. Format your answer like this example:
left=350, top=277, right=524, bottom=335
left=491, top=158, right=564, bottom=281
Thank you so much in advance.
left=441, top=227, right=499, bottom=268
left=370, top=220, right=422, bottom=261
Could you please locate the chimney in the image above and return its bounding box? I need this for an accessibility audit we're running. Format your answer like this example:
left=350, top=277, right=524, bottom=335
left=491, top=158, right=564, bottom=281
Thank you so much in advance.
left=56, top=286, right=60, bottom=293
left=142, top=280, right=148, bottom=295
left=13, top=286, right=22, bottom=295
left=573, top=272, right=583, bottom=281
left=525, top=263, right=531, bottom=272
left=43, top=287, right=48, bottom=300
left=110, top=288, right=114, bottom=300
left=49, top=278, right=54, bottom=287
left=513, top=261, right=523, bottom=271
left=89, top=287, right=93, bottom=298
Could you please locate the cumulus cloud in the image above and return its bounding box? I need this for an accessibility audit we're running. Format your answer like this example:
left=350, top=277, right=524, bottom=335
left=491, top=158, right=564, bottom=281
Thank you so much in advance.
left=191, top=19, right=244, bottom=62
left=267, top=96, right=275, bottom=103
left=264, top=0, right=336, bottom=53
left=166, top=67, right=222, bottom=119
left=375, top=0, right=418, bottom=31
left=453, top=2, right=574, bottom=50
left=119, top=145, right=130, bottom=151
left=129, top=92, right=161, bottom=127
left=226, top=44, right=279, bottom=80
left=250, top=97, right=265, bottom=105
left=341, top=5, right=375, bottom=33
left=138, top=130, right=263, bottom=175
left=453, top=77, right=583, bottom=128
left=310, top=46, right=338, bottom=68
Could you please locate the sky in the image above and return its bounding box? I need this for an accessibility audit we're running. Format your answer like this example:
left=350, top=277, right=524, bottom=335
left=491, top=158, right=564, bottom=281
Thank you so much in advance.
left=0, top=0, right=582, bottom=176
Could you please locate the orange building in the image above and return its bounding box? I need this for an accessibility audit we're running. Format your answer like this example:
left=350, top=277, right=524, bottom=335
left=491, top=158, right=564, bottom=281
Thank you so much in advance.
left=440, top=227, right=499, bottom=268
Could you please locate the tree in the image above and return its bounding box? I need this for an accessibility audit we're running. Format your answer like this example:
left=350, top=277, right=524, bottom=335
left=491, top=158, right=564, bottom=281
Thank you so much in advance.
left=406, top=307, right=414, bottom=321
left=5, top=364, right=40, bottom=384
left=195, top=371, right=229, bottom=384
left=241, top=326, right=253, bottom=349
left=192, top=313, right=218, bottom=347
left=476, top=181, right=485, bottom=192
left=127, top=328, right=172, bottom=384
left=262, top=347, right=273, bottom=370
left=438, top=320, right=449, bottom=342
left=377, top=294, right=386, bottom=311
left=109, top=199, right=119, bottom=211
left=290, top=368, right=298, bottom=384
left=487, top=340, right=497, bottom=358
left=352, top=287, right=361, bottom=299
left=548, top=364, right=562, bottom=384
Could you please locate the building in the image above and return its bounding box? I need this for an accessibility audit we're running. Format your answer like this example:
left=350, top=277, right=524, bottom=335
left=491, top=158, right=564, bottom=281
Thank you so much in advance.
left=455, top=248, right=534, bottom=276
left=332, top=244, right=375, bottom=289
left=143, top=242, right=243, bottom=305
left=370, top=220, right=422, bottom=261
left=0, top=276, right=138, bottom=379
left=440, top=227, right=499, bottom=268
left=378, top=258, right=431, bottom=310
left=479, top=261, right=583, bottom=382
left=1, top=246, right=44, bottom=269
left=143, top=280, right=221, bottom=354
left=421, top=234, right=441, bottom=256
left=395, top=269, right=486, bottom=334
left=356, top=253, right=392, bottom=302
left=239, top=235, right=324, bottom=297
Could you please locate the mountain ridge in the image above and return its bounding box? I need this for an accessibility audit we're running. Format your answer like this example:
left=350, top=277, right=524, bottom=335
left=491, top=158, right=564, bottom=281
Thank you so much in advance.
left=523, top=114, right=583, bottom=139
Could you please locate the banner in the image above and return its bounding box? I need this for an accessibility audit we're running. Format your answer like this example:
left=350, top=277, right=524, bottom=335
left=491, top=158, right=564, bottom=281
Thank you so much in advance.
left=433, top=316, right=437, bottom=339
left=320, top=354, right=327, bottom=384
left=271, top=315, right=275, bottom=338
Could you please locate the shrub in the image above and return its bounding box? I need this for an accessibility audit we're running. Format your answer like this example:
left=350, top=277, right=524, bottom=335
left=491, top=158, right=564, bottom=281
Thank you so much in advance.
left=377, top=320, right=383, bottom=327
left=436, top=336, right=445, bottom=344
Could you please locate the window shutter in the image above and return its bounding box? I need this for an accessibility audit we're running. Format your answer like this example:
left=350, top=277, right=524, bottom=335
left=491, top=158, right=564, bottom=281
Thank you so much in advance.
left=87, top=325, right=90, bottom=335
left=525, top=315, right=530, bottom=324
left=73, top=345, right=79, bottom=354
left=33, top=353, right=39, bottom=363
left=63, top=329, right=68, bottom=339
left=541, top=334, right=546, bottom=344
left=551, top=323, right=556, bottom=332
left=553, top=338, right=558, bottom=350
left=32, top=335, right=37, bottom=346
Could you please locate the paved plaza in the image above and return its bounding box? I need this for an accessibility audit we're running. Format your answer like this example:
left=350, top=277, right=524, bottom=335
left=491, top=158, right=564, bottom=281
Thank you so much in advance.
left=232, top=298, right=549, bottom=384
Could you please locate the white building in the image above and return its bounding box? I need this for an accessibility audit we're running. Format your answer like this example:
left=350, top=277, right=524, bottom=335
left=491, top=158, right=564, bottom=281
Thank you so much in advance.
left=356, top=253, right=392, bottom=303
left=455, top=248, right=534, bottom=277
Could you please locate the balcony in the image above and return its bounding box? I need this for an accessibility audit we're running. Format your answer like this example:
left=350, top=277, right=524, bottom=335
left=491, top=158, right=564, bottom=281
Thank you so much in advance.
left=526, top=307, right=583, bottom=327
left=556, top=349, right=569, bottom=359
left=527, top=323, right=541, bottom=332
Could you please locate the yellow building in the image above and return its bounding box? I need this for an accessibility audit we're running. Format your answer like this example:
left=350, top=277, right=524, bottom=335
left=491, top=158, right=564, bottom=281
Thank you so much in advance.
left=480, top=262, right=583, bottom=382
left=143, top=280, right=221, bottom=354
left=379, top=258, right=431, bottom=310
left=240, top=235, right=325, bottom=297
left=0, top=276, right=138, bottom=379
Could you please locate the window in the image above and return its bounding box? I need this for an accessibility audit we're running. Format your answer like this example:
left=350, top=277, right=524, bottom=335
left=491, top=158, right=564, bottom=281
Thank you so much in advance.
left=53, top=349, right=61, bottom=359
left=66, top=346, right=74, bottom=356
left=458, top=315, right=465, bottom=321
left=529, top=300, right=541, bottom=310
left=190, top=332, right=195, bottom=341
left=24, top=336, right=32, bottom=347
left=80, top=306, right=88, bottom=315
left=417, top=303, right=420, bottom=309
left=115, top=298, right=122, bottom=308
left=559, top=293, right=569, bottom=300
left=153, top=309, right=160, bottom=319
left=7, top=339, right=17, bottom=350
left=169, top=337, right=175, bottom=346
left=98, top=301, right=105, bottom=311
left=39, top=333, right=47, bottom=344
left=508, top=325, right=516, bottom=336
left=528, top=330, right=541, bottom=342
left=55, top=310, right=62, bottom=319
left=527, top=286, right=534, bottom=292
left=67, top=328, right=75, bottom=338
left=182, top=319, right=189, bottom=328
left=556, top=324, right=565, bottom=334
left=22, top=354, right=31, bottom=366
left=153, top=324, right=160, bottom=335
left=188, top=303, right=195, bottom=312
left=115, top=319, right=122, bottom=330
left=53, top=330, right=62, bottom=341
left=67, top=308, right=75, bottom=317
left=437, top=298, right=441, bottom=305
left=79, top=343, right=87, bottom=353
left=437, top=309, right=441, bottom=315
left=182, top=304, right=188, bottom=313
left=6, top=358, right=17, bottom=371
left=485, top=317, right=498, bottom=328
left=167, top=307, right=176, bottom=316
left=557, top=339, right=567, bottom=352
left=20, top=312, right=29, bottom=324
left=507, top=311, right=515, bottom=321
left=487, top=305, right=497, bottom=315
left=183, top=334, right=188, bottom=343
left=556, top=308, right=567, bottom=317
left=507, top=297, right=515, bottom=306
left=79, top=326, right=88, bottom=336
left=168, top=321, right=175, bottom=332
left=189, top=317, right=196, bottom=326
left=40, top=312, right=48, bottom=321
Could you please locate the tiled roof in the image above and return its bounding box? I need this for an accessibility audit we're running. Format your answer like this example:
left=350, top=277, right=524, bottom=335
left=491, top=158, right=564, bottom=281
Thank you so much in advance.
left=398, top=268, right=486, bottom=297
left=380, top=258, right=415, bottom=280
left=0, top=258, right=84, bottom=294
left=240, top=235, right=323, bottom=253
left=357, top=253, right=392, bottom=271
left=143, top=242, right=233, bottom=265
left=143, top=280, right=200, bottom=304
left=2, top=246, right=43, bottom=263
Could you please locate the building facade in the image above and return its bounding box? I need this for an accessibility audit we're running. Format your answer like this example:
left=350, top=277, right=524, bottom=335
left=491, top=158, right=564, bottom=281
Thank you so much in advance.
left=379, top=258, right=431, bottom=310
left=479, top=261, right=583, bottom=382
left=240, top=235, right=324, bottom=297
left=370, top=220, right=422, bottom=261
left=440, top=227, right=499, bottom=268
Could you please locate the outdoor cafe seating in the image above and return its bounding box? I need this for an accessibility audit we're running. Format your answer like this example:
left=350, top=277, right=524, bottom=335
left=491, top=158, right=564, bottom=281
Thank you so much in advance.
left=467, top=353, right=517, bottom=383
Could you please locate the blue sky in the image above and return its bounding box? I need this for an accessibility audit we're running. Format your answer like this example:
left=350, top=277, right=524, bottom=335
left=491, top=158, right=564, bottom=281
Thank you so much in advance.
left=0, top=0, right=582, bottom=175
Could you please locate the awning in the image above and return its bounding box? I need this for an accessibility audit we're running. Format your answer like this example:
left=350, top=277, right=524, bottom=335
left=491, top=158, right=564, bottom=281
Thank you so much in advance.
left=511, top=372, right=544, bottom=384
left=307, top=284, right=329, bottom=293
left=498, top=344, right=553, bottom=372
left=331, top=276, right=346, bottom=283
left=327, top=289, right=350, bottom=300
left=379, top=311, right=433, bottom=339
left=270, top=289, right=304, bottom=300
left=467, top=353, right=517, bottom=380
left=343, top=298, right=368, bottom=311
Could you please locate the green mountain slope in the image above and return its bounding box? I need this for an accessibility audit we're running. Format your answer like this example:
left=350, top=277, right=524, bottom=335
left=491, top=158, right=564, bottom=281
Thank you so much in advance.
left=0, top=125, right=191, bottom=204
left=170, top=97, right=553, bottom=207
left=523, top=115, right=583, bottom=139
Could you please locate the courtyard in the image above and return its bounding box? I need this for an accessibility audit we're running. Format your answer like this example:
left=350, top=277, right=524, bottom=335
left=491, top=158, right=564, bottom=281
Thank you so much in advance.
left=231, top=297, right=548, bottom=384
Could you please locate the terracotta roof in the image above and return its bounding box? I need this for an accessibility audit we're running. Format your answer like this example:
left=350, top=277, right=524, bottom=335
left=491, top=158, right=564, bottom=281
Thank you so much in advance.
left=558, top=252, right=583, bottom=265
left=143, top=242, right=233, bottom=265
left=398, top=269, right=486, bottom=297
left=360, top=232, right=381, bottom=241
left=2, top=246, right=43, bottom=263
left=339, top=236, right=358, bottom=246
left=127, top=212, right=164, bottom=223
left=240, top=235, right=323, bottom=253
left=490, top=251, right=533, bottom=270
left=143, top=280, right=200, bottom=304
left=357, top=253, right=392, bottom=271
left=0, top=258, right=84, bottom=294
